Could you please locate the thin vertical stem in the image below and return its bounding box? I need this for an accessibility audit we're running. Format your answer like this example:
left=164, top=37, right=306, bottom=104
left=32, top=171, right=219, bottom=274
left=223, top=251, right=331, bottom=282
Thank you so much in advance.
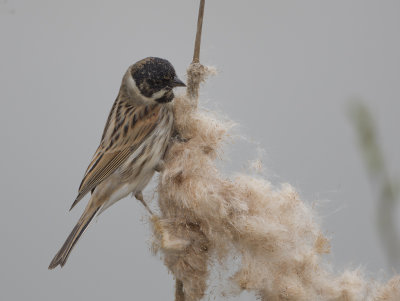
left=175, top=279, right=185, bottom=301
left=186, top=0, right=206, bottom=104
left=175, top=3, right=206, bottom=299
left=193, top=0, right=205, bottom=63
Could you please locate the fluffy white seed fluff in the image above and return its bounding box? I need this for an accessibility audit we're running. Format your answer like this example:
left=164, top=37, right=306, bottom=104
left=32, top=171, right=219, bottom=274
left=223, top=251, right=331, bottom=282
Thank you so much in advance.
left=151, top=63, right=400, bottom=301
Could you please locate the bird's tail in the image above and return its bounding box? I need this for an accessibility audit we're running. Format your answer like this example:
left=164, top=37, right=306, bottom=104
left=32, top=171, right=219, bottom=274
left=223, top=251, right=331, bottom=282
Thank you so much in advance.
left=48, top=206, right=99, bottom=269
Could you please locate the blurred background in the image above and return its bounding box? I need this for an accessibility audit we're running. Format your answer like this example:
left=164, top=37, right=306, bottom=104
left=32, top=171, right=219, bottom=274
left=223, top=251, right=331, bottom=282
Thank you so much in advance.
left=1, top=0, right=399, bottom=300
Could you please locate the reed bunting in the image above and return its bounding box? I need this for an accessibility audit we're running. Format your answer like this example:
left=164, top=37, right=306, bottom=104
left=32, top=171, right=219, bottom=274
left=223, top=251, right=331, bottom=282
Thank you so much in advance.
left=49, top=57, right=185, bottom=269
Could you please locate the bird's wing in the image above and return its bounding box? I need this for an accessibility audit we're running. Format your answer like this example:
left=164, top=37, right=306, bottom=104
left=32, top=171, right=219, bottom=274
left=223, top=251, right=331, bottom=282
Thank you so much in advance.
left=70, top=103, right=162, bottom=210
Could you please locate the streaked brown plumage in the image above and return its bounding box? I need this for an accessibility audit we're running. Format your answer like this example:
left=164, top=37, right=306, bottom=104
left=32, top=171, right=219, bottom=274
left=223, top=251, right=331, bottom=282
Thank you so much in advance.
left=49, top=57, right=185, bottom=269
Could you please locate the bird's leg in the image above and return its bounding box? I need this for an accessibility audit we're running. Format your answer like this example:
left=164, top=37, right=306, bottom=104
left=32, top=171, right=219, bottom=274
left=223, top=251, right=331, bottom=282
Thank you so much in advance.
left=154, top=160, right=165, bottom=173
left=135, top=192, right=153, bottom=215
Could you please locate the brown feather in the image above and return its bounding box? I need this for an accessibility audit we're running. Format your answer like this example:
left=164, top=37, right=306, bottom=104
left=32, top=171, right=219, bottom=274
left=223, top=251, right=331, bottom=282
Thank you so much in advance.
left=70, top=103, right=162, bottom=210
left=48, top=206, right=100, bottom=269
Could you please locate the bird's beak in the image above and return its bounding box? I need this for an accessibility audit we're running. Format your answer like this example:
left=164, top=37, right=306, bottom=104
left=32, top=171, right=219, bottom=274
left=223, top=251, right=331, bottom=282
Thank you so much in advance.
left=172, top=76, right=186, bottom=87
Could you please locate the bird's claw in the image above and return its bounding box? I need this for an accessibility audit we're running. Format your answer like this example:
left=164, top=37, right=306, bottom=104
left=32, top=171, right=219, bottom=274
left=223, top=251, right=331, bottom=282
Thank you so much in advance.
left=135, top=191, right=153, bottom=215
left=154, top=160, right=165, bottom=172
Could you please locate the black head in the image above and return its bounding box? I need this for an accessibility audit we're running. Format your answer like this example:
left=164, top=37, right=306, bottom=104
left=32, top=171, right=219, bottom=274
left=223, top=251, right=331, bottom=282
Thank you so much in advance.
left=130, top=57, right=185, bottom=103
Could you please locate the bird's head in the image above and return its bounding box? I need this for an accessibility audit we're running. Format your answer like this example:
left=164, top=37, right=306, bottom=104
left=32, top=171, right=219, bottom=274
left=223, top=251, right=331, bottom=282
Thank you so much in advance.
left=123, top=57, right=186, bottom=104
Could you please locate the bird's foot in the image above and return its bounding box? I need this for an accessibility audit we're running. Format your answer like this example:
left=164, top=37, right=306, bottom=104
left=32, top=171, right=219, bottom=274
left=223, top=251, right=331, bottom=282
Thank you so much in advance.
left=135, top=191, right=153, bottom=215
left=154, top=160, right=165, bottom=173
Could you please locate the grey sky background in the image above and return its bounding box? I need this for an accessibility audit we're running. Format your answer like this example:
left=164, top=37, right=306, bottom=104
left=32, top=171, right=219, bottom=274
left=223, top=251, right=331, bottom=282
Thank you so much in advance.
left=1, top=0, right=399, bottom=300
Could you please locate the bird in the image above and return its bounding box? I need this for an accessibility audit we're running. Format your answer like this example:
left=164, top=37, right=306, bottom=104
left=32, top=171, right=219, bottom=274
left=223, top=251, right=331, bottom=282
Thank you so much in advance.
left=48, top=57, right=185, bottom=269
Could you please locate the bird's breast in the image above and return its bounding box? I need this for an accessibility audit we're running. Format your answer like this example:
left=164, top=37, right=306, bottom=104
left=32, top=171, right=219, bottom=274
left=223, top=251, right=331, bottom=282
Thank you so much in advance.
left=119, top=105, right=173, bottom=186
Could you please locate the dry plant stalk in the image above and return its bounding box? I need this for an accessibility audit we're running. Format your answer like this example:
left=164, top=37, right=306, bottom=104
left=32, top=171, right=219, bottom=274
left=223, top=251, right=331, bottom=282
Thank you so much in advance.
left=150, top=63, right=400, bottom=301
